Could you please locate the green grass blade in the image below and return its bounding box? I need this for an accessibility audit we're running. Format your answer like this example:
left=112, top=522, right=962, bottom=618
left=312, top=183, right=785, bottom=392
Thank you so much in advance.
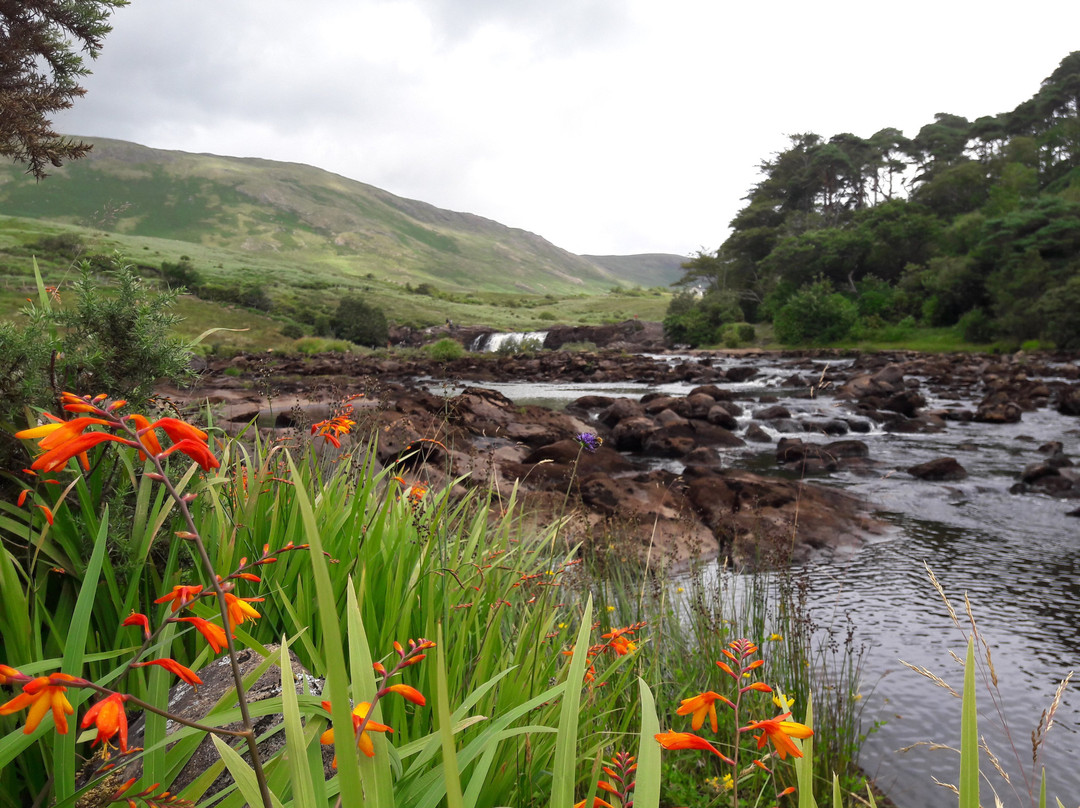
left=549, top=595, right=592, bottom=808
left=831, top=773, right=841, bottom=808
left=286, top=452, right=365, bottom=807
left=53, top=506, right=111, bottom=803
left=211, top=734, right=284, bottom=808
left=865, top=781, right=878, bottom=808
left=633, top=678, right=661, bottom=808
left=796, top=693, right=817, bottom=808
left=346, top=579, right=394, bottom=808
left=959, top=635, right=979, bottom=808
left=436, top=622, right=464, bottom=808
left=279, top=638, right=318, bottom=808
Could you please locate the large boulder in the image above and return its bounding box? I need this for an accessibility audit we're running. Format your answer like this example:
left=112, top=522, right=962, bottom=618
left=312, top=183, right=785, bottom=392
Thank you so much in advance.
left=77, top=646, right=332, bottom=807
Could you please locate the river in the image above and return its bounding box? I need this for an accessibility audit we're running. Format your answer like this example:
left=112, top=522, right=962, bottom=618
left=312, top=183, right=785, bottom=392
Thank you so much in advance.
left=432, top=350, right=1080, bottom=807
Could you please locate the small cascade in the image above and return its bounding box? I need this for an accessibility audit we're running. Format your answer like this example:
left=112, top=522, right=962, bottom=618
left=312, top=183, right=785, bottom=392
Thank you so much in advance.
left=469, top=331, right=549, bottom=352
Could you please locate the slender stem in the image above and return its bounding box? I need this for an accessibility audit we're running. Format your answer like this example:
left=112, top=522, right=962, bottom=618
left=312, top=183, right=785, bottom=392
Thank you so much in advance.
left=114, top=411, right=275, bottom=808
left=151, top=459, right=275, bottom=808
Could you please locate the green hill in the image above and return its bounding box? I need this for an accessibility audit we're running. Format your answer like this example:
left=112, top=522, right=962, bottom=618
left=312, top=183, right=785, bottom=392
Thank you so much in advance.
left=580, top=253, right=685, bottom=288
left=0, top=137, right=657, bottom=295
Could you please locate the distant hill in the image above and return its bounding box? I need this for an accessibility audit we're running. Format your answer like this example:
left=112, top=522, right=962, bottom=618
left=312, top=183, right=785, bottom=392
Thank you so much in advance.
left=0, top=137, right=676, bottom=295
left=582, top=253, right=686, bottom=288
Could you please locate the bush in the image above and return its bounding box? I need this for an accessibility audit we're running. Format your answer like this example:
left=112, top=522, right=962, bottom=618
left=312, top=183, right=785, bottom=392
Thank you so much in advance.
left=538, top=310, right=558, bottom=321
left=160, top=258, right=202, bottom=292
left=280, top=322, right=305, bottom=340
left=958, top=307, right=996, bottom=343
left=426, top=337, right=465, bottom=361
left=0, top=256, right=194, bottom=487
left=330, top=294, right=389, bottom=348
left=772, top=279, right=858, bottom=344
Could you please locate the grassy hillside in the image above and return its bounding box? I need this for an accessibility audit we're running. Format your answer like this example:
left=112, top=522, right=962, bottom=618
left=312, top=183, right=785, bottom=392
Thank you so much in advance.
left=0, top=137, right=646, bottom=296
left=0, top=215, right=672, bottom=351
left=0, top=138, right=684, bottom=347
left=582, top=253, right=686, bottom=288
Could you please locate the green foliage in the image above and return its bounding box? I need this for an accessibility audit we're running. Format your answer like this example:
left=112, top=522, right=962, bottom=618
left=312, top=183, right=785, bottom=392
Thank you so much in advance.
left=160, top=257, right=203, bottom=292
left=958, top=308, right=996, bottom=343
left=280, top=322, right=305, bottom=340
left=426, top=337, right=465, bottom=361
left=692, top=52, right=1080, bottom=349
left=330, top=294, right=389, bottom=348
left=772, top=279, right=858, bottom=344
left=0, top=0, right=128, bottom=179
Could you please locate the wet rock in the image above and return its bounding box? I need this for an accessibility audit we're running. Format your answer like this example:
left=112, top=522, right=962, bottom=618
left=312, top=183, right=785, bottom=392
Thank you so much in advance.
left=706, top=405, right=739, bottom=430
left=77, top=646, right=332, bottom=807
left=974, top=399, right=1023, bottom=424
left=1058, top=385, right=1080, bottom=416
left=682, top=467, right=882, bottom=566
left=753, top=405, right=791, bottom=420
left=725, top=366, right=759, bottom=383
left=744, top=423, right=773, bottom=443
left=907, top=457, right=968, bottom=481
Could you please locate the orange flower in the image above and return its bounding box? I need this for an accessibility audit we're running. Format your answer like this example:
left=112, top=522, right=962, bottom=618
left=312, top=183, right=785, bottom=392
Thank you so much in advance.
left=223, top=592, right=263, bottom=631
left=0, top=673, right=81, bottom=734
left=154, top=584, right=204, bottom=612
left=386, top=683, right=425, bottom=705
left=121, top=612, right=151, bottom=640
left=320, top=700, right=393, bottom=764
left=129, top=414, right=164, bottom=458
left=146, top=417, right=209, bottom=445
left=133, top=658, right=202, bottom=686
left=81, top=693, right=130, bottom=752
left=573, top=799, right=613, bottom=808
left=654, top=730, right=734, bottom=764
left=739, top=712, right=813, bottom=760
left=174, top=616, right=229, bottom=653
left=27, top=431, right=131, bottom=473
left=158, top=438, right=220, bottom=471
left=0, top=665, right=29, bottom=686
left=676, top=690, right=732, bottom=733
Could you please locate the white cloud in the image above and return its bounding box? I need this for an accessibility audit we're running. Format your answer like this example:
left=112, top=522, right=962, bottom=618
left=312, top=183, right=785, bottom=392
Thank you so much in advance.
left=53, top=0, right=1080, bottom=255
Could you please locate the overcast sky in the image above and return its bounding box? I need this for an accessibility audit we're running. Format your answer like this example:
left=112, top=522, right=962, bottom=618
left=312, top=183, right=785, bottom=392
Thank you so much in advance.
left=54, top=1, right=1080, bottom=257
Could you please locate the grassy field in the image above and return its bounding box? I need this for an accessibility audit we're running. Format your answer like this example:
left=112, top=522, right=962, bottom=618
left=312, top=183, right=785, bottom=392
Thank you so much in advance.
left=0, top=216, right=675, bottom=352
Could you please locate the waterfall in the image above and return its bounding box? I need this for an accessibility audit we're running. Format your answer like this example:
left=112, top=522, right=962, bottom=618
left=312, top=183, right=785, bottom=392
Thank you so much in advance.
left=469, top=331, right=549, bottom=352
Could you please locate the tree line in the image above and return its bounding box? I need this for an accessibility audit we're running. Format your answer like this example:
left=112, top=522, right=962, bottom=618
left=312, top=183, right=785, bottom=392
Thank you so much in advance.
left=667, top=51, right=1080, bottom=349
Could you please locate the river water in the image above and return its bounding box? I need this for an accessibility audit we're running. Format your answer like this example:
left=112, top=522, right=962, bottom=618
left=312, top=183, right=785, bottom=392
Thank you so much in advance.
left=432, top=351, right=1080, bottom=807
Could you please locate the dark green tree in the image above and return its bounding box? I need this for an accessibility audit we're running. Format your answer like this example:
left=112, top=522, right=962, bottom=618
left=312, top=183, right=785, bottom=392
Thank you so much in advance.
left=331, top=294, right=388, bottom=348
left=0, top=0, right=128, bottom=178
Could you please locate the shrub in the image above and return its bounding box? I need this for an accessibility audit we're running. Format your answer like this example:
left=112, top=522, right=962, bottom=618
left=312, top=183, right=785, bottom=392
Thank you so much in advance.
left=538, top=310, right=558, bottom=321
left=0, top=256, right=194, bottom=489
left=330, top=294, right=388, bottom=348
left=958, top=307, right=996, bottom=343
left=426, top=337, right=465, bottom=361
left=772, top=280, right=858, bottom=344
left=280, top=322, right=305, bottom=340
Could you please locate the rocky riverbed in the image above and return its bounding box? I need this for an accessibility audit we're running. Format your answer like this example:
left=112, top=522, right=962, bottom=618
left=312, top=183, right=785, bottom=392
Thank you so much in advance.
left=164, top=346, right=1080, bottom=568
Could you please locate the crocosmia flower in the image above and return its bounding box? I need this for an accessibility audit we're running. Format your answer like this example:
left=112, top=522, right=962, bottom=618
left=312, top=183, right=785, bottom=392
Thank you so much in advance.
left=81, top=692, right=130, bottom=753
left=0, top=673, right=81, bottom=734
left=654, top=730, right=734, bottom=764
left=739, top=711, right=814, bottom=760
left=320, top=700, right=393, bottom=765
left=676, top=690, right=733, bottom=733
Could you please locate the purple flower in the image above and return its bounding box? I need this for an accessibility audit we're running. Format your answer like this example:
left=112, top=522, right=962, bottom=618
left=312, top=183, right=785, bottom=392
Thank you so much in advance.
left=575, top=432, right=602, bottom=453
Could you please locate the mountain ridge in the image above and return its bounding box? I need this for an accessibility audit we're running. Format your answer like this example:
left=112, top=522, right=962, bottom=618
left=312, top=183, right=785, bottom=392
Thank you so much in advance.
left=0, top=137, right=686, bottom=293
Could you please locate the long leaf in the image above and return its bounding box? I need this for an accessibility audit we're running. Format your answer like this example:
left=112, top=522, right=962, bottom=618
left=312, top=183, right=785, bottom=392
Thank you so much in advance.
left=959, top=635, right=979, bottom=808
left=796, top=693, right=817, bottom=808
left=633, top=678, right=661, bottom=808
left=280, top=638, right=318, bottom=808
left=211, top=734, right=285, bottom=808
left=549, top=595, right=593, bottom=808
left=54, top=506, right=111, bottom=803
left=347, top=579, right=393, bottom=808
left=287, top=452, right=365, bottom=807
left=435, top=623, right=464, bottom=808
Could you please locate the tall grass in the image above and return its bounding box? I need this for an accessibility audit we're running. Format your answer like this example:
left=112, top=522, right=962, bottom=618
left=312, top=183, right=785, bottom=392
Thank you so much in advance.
left=2, top=407, right=872, bottom=807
